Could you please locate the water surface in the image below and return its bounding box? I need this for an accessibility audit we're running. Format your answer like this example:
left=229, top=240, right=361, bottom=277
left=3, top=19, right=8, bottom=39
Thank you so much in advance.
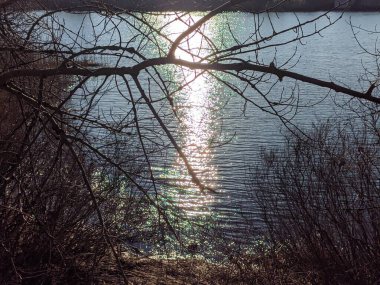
left=55, top=11, right=379, bottom=240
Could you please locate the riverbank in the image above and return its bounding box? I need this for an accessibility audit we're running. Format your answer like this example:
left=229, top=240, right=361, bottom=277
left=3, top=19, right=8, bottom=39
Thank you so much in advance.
left=72, top=250, right=313, bottom=285
left=39, top=0, right=380, bottom=12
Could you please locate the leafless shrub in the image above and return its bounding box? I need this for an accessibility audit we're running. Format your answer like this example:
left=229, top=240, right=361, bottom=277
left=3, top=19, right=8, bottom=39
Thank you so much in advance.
left=0, top=4, right=151, bottom=285
left=252, top=117, right=380, bottom=284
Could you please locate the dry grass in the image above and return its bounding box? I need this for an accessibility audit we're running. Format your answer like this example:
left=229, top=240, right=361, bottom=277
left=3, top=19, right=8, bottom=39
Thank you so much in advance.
left=72, top=248, right=317, bottom=285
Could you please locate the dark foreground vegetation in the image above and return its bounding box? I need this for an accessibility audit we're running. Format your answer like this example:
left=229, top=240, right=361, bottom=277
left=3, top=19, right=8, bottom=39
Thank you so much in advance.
left=253, top=121, right=380, bottom=284
left=1, top=0, right=380, bottom=284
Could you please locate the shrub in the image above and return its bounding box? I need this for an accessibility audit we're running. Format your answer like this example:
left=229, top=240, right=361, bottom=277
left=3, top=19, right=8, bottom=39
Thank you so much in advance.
left=252, top=119, right=380, bottom=284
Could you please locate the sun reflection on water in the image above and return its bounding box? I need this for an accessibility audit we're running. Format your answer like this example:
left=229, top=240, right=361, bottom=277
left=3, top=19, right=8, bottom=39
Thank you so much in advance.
left=174, top=74, right=219, bottom=216
left=160, top=14, right=220, bottom=217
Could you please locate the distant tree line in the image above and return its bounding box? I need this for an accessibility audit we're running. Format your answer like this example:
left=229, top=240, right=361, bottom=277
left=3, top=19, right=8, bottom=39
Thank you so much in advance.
left=39, top=0, right=380, bottom=12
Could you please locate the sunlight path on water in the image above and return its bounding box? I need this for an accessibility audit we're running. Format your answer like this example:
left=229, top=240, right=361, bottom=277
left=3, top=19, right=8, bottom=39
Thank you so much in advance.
left=158, top=14, right=221, bottom=217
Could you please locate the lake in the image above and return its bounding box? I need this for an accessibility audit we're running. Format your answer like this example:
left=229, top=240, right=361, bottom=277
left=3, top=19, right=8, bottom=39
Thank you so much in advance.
left=53, top=11, right=379, bottom=243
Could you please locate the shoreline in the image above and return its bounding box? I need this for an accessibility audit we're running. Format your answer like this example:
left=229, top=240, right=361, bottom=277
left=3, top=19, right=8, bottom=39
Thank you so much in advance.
left=39, top=7, right=380, bottom=14
left=37, top=1, right=380, bottom=13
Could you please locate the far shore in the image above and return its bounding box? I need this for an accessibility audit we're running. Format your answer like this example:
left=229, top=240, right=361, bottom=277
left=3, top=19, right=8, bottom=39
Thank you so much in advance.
left=37, top=1, right=380, bottom=13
